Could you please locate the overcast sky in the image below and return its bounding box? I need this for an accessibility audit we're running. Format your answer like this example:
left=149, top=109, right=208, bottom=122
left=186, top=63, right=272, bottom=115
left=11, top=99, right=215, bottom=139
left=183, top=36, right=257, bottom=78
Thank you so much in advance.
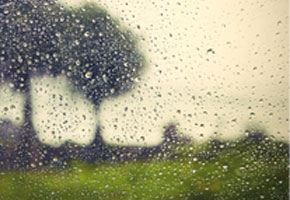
left=90, top=0, right=288, bottom=145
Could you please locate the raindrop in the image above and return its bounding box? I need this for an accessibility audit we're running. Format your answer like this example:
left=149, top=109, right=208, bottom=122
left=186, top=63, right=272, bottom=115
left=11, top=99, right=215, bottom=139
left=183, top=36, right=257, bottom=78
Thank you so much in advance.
left=85, top=71, right=92, bottom=79
left=84, top=31, right=90, bottom=37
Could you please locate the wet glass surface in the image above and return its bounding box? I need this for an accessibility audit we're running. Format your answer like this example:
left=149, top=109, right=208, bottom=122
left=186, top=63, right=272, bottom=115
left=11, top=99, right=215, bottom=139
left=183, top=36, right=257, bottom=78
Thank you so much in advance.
left=0, top=0, right=288, bottom=199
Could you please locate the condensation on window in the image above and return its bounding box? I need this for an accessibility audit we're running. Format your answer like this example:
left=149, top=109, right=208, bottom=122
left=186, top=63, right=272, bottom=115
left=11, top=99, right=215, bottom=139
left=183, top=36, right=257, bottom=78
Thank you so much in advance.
left=0, top=0, right=288, bottom=199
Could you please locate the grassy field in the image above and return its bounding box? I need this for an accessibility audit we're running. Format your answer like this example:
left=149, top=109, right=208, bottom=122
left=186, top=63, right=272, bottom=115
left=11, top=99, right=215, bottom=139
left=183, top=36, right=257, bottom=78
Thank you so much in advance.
left=0, top=136, right=288, bottom=200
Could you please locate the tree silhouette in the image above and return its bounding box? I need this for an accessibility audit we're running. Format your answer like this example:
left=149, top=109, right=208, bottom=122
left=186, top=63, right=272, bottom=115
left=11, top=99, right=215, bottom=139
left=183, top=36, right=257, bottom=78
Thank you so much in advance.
left=0, top=0, right=144, bottom=168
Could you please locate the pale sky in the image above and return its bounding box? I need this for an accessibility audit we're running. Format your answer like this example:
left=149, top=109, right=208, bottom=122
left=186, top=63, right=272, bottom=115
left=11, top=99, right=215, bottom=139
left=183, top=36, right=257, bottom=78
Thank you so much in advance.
left=94, top=0, right=289, bottom=145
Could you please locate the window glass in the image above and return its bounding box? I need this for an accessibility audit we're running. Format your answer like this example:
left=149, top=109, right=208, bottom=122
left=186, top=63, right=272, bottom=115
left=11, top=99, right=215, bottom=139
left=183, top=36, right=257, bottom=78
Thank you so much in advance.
left=0, top=0, right=288, bottom=199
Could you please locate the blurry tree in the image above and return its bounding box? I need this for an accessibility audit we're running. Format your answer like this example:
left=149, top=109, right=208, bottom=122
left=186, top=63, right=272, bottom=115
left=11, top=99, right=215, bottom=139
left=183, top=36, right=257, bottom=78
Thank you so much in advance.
left=0, top=0, right=144, bottom=168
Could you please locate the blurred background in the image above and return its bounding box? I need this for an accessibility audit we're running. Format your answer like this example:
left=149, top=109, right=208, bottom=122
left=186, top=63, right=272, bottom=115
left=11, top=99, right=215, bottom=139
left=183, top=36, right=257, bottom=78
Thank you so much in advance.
left=0, top=1, right=288, bottom=199
left=93, top=0, right=289, bottom=145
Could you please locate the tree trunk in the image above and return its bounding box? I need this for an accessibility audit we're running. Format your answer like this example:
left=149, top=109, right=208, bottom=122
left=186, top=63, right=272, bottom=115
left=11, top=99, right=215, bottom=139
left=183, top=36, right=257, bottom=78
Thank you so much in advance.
left=20, top=80, right=43, bottom=169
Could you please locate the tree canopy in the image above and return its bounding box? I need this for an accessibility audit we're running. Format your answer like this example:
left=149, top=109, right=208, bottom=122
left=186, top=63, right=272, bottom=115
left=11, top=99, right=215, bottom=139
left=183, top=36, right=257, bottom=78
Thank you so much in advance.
left=0, top=0, right=145, bottom=104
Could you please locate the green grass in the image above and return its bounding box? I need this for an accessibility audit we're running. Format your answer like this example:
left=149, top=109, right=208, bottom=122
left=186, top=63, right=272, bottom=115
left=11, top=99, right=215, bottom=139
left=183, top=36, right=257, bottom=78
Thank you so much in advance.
left=0, top=138, right=288, bottom=200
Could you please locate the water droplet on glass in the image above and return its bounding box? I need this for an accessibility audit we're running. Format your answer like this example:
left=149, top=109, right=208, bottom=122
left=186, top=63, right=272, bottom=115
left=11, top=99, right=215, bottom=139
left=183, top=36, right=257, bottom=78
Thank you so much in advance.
left=84, top=31, right=90, bottom=37
left=85, top=71, right=92, bottom=79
